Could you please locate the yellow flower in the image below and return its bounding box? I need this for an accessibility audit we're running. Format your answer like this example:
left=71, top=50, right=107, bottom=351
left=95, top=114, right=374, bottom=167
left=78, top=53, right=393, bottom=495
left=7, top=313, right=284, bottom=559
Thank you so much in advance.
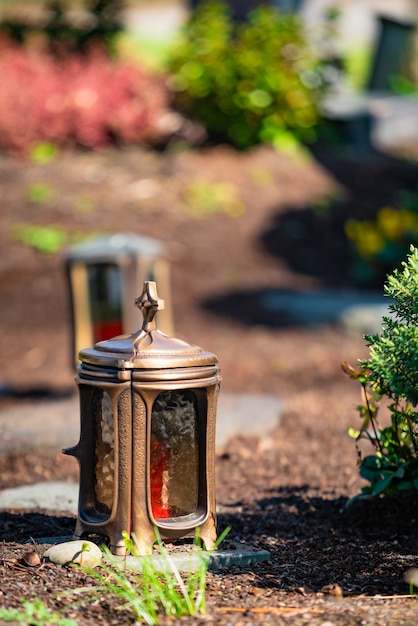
left=345, top=220, right=384, bottom=258
left=376, top=207, right=403, bottom=240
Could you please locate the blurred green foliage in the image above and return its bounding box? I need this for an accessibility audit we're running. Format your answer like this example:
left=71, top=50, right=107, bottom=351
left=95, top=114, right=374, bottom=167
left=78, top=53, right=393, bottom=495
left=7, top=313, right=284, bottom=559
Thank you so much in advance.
left=183, top=179, right=245, bottom=217
left=167, top=1, right=325, bottom=149
left=0, top=0, right=124, bottom=53
left=13, top=224, right=69, bottom=254
left=27, top=182, right=55, bottom=204
left=344, top=44, right=373, bottom=90
left=29, top=142, right=59, bottom=164
left=12, top=223, right=90, bottom=254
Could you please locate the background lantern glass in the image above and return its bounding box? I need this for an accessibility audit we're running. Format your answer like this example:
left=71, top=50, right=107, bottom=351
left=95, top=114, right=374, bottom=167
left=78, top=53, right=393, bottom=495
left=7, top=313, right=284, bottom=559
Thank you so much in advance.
left=65, top=233, right=173, bottom=365
left=87, top=263, right=123, bottom=343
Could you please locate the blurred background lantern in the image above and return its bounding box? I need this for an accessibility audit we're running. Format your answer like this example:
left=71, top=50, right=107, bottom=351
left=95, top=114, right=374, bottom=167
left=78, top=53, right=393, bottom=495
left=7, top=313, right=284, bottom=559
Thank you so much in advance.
left=64, top=281, right=221, bottom=555
left=65, top=233, right=173, bottom=365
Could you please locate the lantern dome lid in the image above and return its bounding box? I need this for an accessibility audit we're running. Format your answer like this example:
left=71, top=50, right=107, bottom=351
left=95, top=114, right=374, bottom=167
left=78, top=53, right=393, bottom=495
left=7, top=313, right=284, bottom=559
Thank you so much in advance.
left=78, top=281, right=218, bottom=370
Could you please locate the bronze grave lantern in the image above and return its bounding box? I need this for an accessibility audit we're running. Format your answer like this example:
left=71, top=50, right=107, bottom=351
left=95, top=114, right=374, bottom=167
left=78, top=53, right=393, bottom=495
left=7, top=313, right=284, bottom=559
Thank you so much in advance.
left=64, top=281, right=221, bottom=555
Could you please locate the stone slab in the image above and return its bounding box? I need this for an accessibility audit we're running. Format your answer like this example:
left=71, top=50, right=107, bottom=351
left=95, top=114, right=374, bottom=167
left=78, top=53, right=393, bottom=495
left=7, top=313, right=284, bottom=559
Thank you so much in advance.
left=0, top=391, right=282, bottom=512
left=0, top=396, right=80, bottom=453
left=122, top=543, right=270, bottom=572
left=0, top=392, right=282, bottom=452
left=216, top=393, right=282, bottom=447
left=33, top=535, right=270, bottom=571
left=259, top=288, right=389, bottom=329
left=322, top=90, right=418, bottom=149
left=0, top=481, right=79, bottom=513
left=0, top=391, right=282, bottom=513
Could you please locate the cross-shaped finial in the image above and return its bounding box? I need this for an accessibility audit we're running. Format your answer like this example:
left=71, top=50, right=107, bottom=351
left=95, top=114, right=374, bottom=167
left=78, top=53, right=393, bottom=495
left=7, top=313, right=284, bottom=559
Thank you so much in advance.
left=135, top=281, right=165, bottom=332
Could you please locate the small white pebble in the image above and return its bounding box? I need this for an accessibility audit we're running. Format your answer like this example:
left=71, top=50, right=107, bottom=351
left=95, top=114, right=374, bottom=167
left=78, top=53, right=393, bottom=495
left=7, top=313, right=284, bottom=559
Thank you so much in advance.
left=44, top=540, right=102, bottom=568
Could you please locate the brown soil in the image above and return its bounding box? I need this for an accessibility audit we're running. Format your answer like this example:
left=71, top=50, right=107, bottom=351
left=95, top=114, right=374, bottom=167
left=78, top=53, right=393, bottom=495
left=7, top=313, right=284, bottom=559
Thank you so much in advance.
left=1, top=141, right=418, bottom=625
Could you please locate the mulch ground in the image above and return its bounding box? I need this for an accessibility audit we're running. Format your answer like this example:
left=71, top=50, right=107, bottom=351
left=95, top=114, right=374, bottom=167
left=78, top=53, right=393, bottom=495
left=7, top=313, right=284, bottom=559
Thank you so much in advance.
left=1, top=140, right=418, bottom=624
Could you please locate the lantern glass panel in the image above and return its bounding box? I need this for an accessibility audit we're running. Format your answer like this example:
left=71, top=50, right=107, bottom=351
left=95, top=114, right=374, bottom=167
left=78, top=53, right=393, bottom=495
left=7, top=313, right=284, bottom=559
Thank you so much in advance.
left=150, top=390, right=199, bottom=520
left=87, top=263, right=123, bottom=343
left=94, top=390, right=115, bottom=515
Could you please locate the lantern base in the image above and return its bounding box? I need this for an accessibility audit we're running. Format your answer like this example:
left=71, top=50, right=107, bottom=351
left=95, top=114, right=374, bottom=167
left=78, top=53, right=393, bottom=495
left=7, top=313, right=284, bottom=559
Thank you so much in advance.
left=72, top=510, right=217, bottom=557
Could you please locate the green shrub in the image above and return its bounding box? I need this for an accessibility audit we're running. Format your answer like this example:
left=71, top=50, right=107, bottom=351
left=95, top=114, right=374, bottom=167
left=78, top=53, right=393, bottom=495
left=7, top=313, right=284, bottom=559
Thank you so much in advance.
left=343, top=245, right=418, bottom=502
left=167, top=1, right=324, bottom=149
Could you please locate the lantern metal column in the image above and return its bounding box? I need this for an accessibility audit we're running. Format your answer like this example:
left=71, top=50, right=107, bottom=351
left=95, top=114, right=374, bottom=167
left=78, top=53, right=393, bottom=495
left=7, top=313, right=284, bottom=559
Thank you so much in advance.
left=64, top=281, right=221, bottom=555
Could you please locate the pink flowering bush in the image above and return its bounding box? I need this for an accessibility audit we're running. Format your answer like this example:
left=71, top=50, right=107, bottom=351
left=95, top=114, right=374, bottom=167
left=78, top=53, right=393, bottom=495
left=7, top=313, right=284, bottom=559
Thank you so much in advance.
left=0, top=42, right=169, bottom=154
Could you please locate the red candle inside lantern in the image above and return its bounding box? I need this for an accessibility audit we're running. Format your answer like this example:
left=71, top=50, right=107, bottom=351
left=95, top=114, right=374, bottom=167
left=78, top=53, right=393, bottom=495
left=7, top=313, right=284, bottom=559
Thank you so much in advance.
left=150, top=441, right=170, bottom=519
left=93, top=320, right=123, bottom=344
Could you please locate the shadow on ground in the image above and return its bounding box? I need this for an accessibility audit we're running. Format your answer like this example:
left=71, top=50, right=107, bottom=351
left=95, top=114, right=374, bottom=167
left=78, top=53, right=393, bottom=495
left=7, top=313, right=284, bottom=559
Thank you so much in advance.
left=218, top=485, right=418, bottom=595
left=261, top=146, right=418, bottom=289
left=203, top=287, right=388, bottom=328
left=1, top=485, right=418, bottom=597
left=0, top=511, right=75, bottom=542
left=203, top=145, right=418, bottom=327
